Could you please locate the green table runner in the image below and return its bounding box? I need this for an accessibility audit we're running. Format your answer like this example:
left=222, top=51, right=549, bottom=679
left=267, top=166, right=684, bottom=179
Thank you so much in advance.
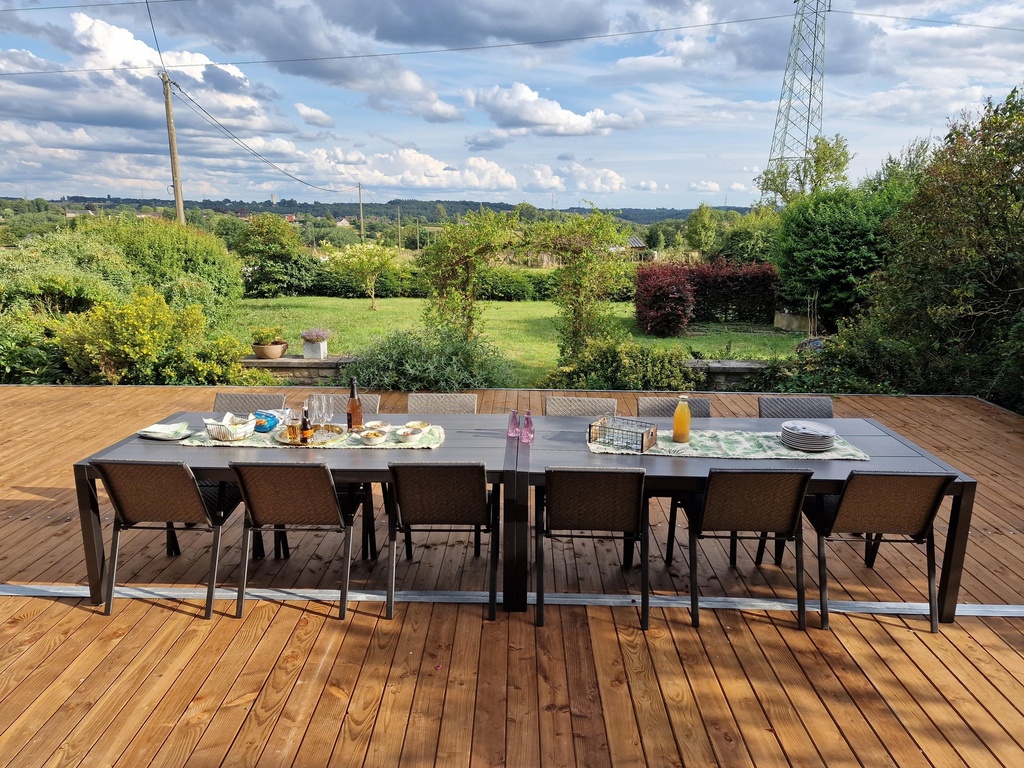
left=588, top=429, right=869, bottom=461
left=182, top=425, right=445, bottom=450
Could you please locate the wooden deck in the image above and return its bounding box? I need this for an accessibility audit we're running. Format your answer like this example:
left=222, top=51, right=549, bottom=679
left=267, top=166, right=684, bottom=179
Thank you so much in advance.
left=2, top=385, right=1024, bottom=766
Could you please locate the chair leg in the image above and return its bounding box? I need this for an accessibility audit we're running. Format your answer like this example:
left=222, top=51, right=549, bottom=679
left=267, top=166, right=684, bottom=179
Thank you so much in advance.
left=795, top=529, right=806, bottom=630
left=105, top=525, right=121, bottom=616
left=205, top=524, right=223, bottom=620
left=361, top=483, right=378, bottom=560
left=340, top=519, right=353, bottom=620
left=927, top=529, right=938, bottom=633
left=274, top=526, right=290, bottom=559
left=818, top=534, right=829, bottom=630
left=865, top=533, right=883, bottom=568
left=729, top=531, right=738, bottom=568
left=755, top=531, right=769, bottom=565
left=536, top=502, right=546, bottom=627
left=666, top=497, right=680, bottom=565
left=474, top=525, right=482, bottom=558
left=252, top=530, right=266, bottom=560
left=689, top=529, right=699, bottom=628
left=404, top=527, right=414, bottom=561
left=236, top=525, right=252, bottom=618
left=773, top=537, right=786, bottom=566
left=165, top=522, right=181, bottom=557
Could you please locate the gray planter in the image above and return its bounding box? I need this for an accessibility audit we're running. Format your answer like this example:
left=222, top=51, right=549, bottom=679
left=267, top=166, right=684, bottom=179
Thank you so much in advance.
left=303, top=340, right=328, bottom=360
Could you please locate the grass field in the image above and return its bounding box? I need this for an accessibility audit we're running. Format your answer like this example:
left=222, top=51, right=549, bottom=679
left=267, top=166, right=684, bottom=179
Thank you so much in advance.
left=217, top=297, right=804, bottom=386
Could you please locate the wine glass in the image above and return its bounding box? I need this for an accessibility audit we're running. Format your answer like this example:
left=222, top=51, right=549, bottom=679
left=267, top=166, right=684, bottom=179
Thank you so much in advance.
left=322, top=396, right=334, bottom=433
left=309, top=395, right=325, bottom=438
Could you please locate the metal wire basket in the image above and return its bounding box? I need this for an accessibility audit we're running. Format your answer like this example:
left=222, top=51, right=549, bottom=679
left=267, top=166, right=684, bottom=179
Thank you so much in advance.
left=587, top=416, right=658, bottom=453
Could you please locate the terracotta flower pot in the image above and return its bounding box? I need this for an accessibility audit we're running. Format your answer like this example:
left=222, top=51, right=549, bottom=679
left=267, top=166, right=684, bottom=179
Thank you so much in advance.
left=251, top=342, right=288, bottom=359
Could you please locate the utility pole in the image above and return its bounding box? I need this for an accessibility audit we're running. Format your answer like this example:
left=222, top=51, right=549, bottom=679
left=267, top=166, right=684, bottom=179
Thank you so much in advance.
left=397, top=204, right=402, bottom=249
left=161, top=71, right=185, bottom=225
left=763, top=0, right=829, bottom=203
left=358, top=182, right=365, bottom=242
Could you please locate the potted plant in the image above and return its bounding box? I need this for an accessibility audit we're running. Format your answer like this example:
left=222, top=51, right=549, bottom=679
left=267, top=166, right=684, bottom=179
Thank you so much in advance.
left=300, top=327, right=332, bottom=360
left=251, top=326, right=288, bottom=359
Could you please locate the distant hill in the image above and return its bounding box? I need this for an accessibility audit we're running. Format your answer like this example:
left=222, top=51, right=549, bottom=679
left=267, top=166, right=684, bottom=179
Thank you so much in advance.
left=55, top=195, right=750, bottom=225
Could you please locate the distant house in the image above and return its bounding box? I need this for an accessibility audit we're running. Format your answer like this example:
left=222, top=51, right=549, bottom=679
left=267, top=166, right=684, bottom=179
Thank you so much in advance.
left=336, top=217, right=351, bottom=227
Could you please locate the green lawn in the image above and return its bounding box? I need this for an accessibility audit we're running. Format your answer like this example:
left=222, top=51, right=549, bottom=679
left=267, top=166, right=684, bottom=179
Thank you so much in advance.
left=217, top=298, right=803, bottom=386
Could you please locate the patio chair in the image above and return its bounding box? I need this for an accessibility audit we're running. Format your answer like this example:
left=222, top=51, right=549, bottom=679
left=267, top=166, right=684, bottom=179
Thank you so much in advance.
left=208, top=392, right=289, bottom=561
left=403, top=392, right=483, bottom=559
left=636, top=395, right=711, bottom=418
left=679, top=468, right=813, bottom=628
left=407, top=392, right=478, bottom=414
left=757, top=395, right=834, bottom=420
left=544, top=396, right=618, bottom=417
left=385, top=462, right=500, bottom=620
left=536, top=467, right=648, bottom=629
left=323, top=393, right=382, bottom=419
left=230, top=461, right=360, bottom=619
left=212, top=392, right=287, bottom=414
left=755, top=395, right=835, bottom=566
left=804, top=471, right=955, bottom=632
left=92, top=459, right=242, bottom=619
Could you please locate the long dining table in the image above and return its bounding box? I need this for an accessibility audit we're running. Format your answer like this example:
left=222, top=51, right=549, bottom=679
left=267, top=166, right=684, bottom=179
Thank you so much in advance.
left=74, top=412, right=976, bottom=622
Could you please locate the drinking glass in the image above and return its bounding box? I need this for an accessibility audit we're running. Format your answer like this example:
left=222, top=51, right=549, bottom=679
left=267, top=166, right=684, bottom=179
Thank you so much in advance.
left=520, top=410, right=534, bottom=444
left=507, top=408, right=520, bottom=438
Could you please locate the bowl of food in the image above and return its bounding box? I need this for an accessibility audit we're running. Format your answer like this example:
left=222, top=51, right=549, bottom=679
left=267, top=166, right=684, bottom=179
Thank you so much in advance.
left=364, top=420, right=390, bottom=430
left=404, top=420, right=430, bottom=431
left=206, top=415, right=257, bottom=442
left=396, top=427, right=423, bottom=443
left=359, top=429, right=388, bottom=445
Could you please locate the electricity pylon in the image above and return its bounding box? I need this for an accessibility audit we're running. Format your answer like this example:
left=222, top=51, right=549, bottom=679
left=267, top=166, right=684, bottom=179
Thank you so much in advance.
left=763, top=0, right=829, bottom=201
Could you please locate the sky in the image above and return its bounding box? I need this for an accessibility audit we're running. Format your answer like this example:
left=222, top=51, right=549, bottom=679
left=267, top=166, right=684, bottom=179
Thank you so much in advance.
left=1, top=1, right=1022, bottom=211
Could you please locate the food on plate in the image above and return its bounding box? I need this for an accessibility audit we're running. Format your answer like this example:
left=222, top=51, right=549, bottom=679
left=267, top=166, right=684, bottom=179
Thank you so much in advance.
left=396, top=428, right=423, bottom=443
left=404, top=420, right=430, bottom=430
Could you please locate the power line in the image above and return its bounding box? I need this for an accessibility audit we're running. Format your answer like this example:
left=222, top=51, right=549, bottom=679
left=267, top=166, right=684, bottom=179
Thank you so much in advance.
left=0, top=15, right=794, bottom=78
left=829, top=9, right=1024, bottom=35
left=0, top=0, right=193, bottom=12
left=169, top=80, right=360, bottom=198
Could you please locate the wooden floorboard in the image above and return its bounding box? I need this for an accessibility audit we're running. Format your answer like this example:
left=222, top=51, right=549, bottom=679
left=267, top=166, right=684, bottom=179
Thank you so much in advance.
left=2, top=385, right=1024, bottom=765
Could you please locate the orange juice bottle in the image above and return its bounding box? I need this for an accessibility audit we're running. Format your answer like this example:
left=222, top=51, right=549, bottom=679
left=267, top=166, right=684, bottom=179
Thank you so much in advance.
left=672, top=395, right=691, bottom=443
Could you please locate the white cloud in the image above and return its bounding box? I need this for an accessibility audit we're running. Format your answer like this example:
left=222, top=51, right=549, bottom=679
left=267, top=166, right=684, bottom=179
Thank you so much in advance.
left=314, top=147, right=517, bottom=192
left=295, top=103, right=335, bottom=128
left=729, top=182, right=747, bottom=192
left=689, top=180, right=720, bottom=193
left=636, top=180, right=658, bottom=192
left=561, top=162, right=627, bottom=194
left=467, top=82, right=644, bottom=136
left=523, top=164, right=565, bottom=192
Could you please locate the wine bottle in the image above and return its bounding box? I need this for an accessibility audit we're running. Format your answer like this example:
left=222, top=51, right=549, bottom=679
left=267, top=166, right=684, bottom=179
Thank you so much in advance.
left=347, top=377, right=363, bottom=431
left=300, top=401, right=314, bottom=444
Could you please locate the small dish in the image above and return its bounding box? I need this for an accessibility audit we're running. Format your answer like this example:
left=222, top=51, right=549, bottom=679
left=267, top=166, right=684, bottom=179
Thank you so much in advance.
left=364, top=420, right=390, bottom=430
left=404, top=420, right=430, bottom=430
left=359, top=429, right=388, bottom=445
left=396, top=427, right=423, bottom=443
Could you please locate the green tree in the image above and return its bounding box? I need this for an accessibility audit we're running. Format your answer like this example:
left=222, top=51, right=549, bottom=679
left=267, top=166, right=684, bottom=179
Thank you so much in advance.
left=234, top=213, right=319, bottom=298
left=684, top=202, right=719, bottom=256
left=418, top=208, right=520, bottom=339
left=526, top=208, right=629, bottom=362
left=334, top=242, right=398, bottom=310
left=771, top=187, right=887, bottom=331
left=847, top=88, right=1024, bottom=410
left=718, top=205, right=781, bottom=263
left=756, top=133, right=852, bottom=204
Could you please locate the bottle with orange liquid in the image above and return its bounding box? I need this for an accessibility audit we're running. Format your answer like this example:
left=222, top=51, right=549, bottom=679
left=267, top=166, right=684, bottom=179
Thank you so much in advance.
left=672, top=395, right=691, bottom=443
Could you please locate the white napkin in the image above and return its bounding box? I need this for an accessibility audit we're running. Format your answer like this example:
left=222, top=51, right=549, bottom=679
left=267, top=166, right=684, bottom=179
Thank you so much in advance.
left=203, top=412, right=253, bottom=426
left=139, top=421, right=190, bottom=438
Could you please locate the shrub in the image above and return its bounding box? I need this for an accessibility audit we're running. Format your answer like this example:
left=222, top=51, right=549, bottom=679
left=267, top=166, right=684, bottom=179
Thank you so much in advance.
left=685, top=261, right=779, bottom=323
left=542, top=337, right=701, bottom=391
left=56, top=287, right=265, bottom=385
left=345, top=328, right=514, bottom=391
left=634, top=263, right=695, bottom=336
left=72, top=214, right=243, bottom=309
left=0, top=310, right=64, bottom=384
left=477, top=265, right=536, bottom=301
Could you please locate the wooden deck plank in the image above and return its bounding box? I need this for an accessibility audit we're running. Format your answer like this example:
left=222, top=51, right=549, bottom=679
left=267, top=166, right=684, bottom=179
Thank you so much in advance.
left=2, top=387, right=1024, bottom=766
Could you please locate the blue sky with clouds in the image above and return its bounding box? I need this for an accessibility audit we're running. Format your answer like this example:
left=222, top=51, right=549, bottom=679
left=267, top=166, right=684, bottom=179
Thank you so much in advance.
left=1, top=1, right=1022, bottom=209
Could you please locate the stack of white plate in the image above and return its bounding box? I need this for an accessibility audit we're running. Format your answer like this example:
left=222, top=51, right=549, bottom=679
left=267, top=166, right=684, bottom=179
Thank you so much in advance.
left=781, top=420, right=836, bottom=452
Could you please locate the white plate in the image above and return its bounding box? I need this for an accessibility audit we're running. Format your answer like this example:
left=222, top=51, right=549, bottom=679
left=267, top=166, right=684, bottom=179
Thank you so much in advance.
left=137, top=423, right=193, bottom=441
left=781, top=420, right=836, bottom=438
